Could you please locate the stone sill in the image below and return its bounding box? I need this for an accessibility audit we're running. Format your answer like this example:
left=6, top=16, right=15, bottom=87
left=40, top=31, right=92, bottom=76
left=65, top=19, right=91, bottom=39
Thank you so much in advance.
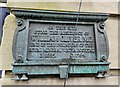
left=3, top=69, right=120, bottom=77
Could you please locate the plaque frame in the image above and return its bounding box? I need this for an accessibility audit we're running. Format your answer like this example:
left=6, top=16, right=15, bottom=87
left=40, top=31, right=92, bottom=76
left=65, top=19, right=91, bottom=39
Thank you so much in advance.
left=11, top=9, right=110, bottom=80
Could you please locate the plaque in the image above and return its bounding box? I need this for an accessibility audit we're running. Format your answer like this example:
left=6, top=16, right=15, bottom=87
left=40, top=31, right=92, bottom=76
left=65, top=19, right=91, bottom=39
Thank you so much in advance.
left=12, top=9, right=110, bottom=80
left=28, top=23, right=96, bottom=60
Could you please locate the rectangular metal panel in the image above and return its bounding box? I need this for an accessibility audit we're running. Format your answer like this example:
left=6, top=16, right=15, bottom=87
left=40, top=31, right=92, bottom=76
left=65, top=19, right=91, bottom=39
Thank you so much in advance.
left=28, top=22, right=96, bottom=61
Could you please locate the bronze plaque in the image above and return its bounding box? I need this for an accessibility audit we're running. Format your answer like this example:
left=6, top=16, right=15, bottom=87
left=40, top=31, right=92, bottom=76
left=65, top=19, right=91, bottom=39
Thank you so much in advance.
left=12, top=9, right=110, bottom=80
left=28, top=22, right=96, bottom=61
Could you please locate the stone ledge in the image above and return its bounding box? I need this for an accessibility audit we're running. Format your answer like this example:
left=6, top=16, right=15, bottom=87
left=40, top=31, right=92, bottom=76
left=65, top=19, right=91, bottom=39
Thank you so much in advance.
left=1, top=75, right=119, bottom=85
left=1, top=70, right=119, bottom=85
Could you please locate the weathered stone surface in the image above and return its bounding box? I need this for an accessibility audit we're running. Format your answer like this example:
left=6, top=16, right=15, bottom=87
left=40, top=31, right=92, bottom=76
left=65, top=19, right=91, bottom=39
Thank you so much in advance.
left=0, top=1, right=119, bottom=86
left=1, top=73, right=119, bottom=85
left=6, top=1, right=120, bottom=14
left=0, top=79, right=2, bottom=87
left=81, top=1, right=119, bottom=14
left=1, top=13, right=17, bottom=70
left=105, top=16, right=118, bottom=68
left=7, top=2, right=80, bottom=12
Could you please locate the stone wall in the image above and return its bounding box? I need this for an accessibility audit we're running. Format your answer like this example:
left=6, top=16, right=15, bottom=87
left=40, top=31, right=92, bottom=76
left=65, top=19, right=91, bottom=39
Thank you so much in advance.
left=0, top=0, right=120, bottom=86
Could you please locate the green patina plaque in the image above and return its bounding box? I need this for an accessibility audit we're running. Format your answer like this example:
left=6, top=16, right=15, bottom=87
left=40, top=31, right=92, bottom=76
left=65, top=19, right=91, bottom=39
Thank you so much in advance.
left=11, top=9, right=110, bottom=80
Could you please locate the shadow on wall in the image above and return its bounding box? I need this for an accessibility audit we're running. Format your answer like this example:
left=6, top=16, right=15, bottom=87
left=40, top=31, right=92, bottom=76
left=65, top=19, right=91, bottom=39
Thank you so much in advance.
left=0, top=7, right=10, bottom=45
left=0, top=70, right=2, bottom=78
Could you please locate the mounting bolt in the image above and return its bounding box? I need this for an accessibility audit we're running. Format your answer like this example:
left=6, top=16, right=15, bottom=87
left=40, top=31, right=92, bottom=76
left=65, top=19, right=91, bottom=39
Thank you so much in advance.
left=99, top=22, right=105, bottom=29
left=17, top=55, right=23, bottom=62
left=17, top=20, right=23, bottom=26
left=101, top=55, right=107, bottom=62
